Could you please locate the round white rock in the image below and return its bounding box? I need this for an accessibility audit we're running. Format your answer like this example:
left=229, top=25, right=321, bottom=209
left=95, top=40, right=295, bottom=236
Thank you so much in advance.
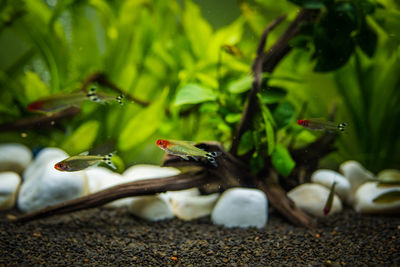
left=311, top=169, right=351, bottom=200
left=287, top=183, right=342, bottom=217
left=0, top=172, right=21, bottom=210
left=0, top=143, right=32, bottom=173
left=354, top=182, right=400, bottom=214
left=211, top=188, right=268, bottom=228
left=18, top=148, right=88, bottom=213
left=170, top=193, right=220, bottom=221
left=339, top=160, right=374, bottom=205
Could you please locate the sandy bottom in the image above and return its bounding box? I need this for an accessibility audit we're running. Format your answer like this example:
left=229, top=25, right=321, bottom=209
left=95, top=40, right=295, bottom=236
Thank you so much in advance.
left=0, top=207, right=399, bottom=266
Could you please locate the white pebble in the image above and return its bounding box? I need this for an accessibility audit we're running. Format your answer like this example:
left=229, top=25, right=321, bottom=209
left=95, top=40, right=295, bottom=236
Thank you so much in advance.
left=0, top=143, right=32, bottom=173
left=354, top=182, right=400, bottom=214
left=129, top=195, right=174, bottom=221
left=339, top=160, right=375, bottom=205
left=170, top=193, right=220, bottom=221
left=311, top=169, right=351, bottom=200
left=123, top=164, right=180, bottom=181
left=287, top=183, right=342, bottom=217
left=211, top=188, right=268, bottom=228
left=18, top=148, right=88, bottom=213
left=0, top=172, right=21, bottom=210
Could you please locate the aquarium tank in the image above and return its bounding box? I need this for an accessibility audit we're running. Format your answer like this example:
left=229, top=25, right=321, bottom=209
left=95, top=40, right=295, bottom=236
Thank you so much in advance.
left=0, top=0, right=400, bottom=265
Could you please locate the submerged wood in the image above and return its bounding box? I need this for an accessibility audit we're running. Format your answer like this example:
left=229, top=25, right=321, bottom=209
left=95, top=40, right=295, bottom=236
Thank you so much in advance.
left=13, top=170, right=210, bottom=223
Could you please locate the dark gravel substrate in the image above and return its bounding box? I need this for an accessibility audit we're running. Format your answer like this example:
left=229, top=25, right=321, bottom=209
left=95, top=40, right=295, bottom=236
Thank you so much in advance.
left=0, top=207, right=399, bottom=266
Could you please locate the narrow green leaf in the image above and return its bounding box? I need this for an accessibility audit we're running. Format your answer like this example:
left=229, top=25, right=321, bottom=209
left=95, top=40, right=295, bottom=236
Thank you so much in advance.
left=174, top=84, right=217, bottom=106
left=372, top=191, right=400, bottom=204
left=61, top=120, right=100, bottom=155
left=258, top=87, right=287, bottom=104
left=271, top=144, right=296, bottom=177
left=119, top=90, right=167, bottom=151
left=238, top=130, right=254, bottom=156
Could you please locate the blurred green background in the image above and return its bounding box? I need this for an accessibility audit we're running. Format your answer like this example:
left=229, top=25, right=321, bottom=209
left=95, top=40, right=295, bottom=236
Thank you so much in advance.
left=0, top=0, right=399, bottom=174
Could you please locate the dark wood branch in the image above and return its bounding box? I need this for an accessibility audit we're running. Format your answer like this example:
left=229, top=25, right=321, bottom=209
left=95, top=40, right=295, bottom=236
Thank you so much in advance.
left=81, top=72, right=150, bottom=107
left=12, top=170, right=210, bottom=223
left=0, top=107, right=80, bottom=132
left=230, top=15, right=286, bottom=155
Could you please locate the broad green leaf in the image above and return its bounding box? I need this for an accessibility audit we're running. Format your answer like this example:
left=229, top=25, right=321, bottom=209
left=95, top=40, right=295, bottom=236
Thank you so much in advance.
left=271, top=144, right=296, bottom=177
left=258, top=87, right=287, bottom=104
left=238, top=130, right=254, bottom=156
left=373, top=191, right=400, bottom=204
left=119, top=90, right=167, bottom=151
left=228, top=75, right=253, bottom=94
left=22, top=71, right=50, bottom=103
left=225, top=113, right=242, bottom=124
left=61, top=120, right=100, bottom=155
left=355, top=22, right=377, bottom=58
left=273, top=101, right=296, bottom=129
left=174, top=84, right=217, bottom=106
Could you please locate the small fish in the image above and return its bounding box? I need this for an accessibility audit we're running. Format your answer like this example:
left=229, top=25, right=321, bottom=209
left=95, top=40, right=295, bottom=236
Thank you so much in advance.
left=323, top=181, right=337, bottom=216
left=54, top=153, right=116, bottom=172
left=27, top=88, right=123, bottom=114
left=221, top=44, right=243, bottom=57
left=156, top=139, right=221, bottom=166
left=297, top=118, right=347, bottom=132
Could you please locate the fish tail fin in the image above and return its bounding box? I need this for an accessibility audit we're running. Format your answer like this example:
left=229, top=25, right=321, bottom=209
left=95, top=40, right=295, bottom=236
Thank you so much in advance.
left=102, top=153, right=116, bottom=170
left=337, top=122, right=347, bottom=132
left=205, top=151, right=222, bottom=167
left=206, top=151, right=222, bottom=158
left=116, top=94, right=124, bottom=105
left=86, top=88, right=101, bottom=103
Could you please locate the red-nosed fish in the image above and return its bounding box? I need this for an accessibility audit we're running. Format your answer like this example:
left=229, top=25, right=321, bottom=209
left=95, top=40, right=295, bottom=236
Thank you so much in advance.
left=156, top=139, right=221, bottom=166
left=297, top=118, right=347, bottom=132
left=54, top=153, right=115, bottom=172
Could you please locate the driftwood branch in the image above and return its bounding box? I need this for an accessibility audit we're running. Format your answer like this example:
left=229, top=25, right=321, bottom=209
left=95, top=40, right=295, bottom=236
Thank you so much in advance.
left=13, top=170, right=210, bottom=223
left=0, top=107, right=80, bottom=132
left=230, top=14, right=286, bottom=155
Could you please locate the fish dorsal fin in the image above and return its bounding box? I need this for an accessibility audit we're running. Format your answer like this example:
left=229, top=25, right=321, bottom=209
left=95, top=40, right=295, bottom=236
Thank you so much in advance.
left=79, top=151, right=89, bottom=156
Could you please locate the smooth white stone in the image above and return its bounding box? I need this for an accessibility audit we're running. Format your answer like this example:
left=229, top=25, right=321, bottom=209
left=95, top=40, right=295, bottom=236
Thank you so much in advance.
left=377, top=169, right=400, bottom=184
left=123, top=164, right=180, bottom=181
left=287, top=183, right=342, bottom=217
left=0, top=143, right=32, bottom=173
left=170, top=193, right=220, bottom=221
left=129, top=195, right=174, bottom=221
left=85, top=166, right=138, bottom=207
left=0, top=172, right=21, bottom=210
left=311, top=169, right=351, bottom=200
left=339, top=160, right=375, bottom=205
left=18, top=152, right=88, bottom=213
left=164, top=188, right=200, bottom=200
left=354, top=182, right=400, bottom=214
left=211, top=188, right=268, bottom=228
left=23, top=148, right=69, bottom=182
